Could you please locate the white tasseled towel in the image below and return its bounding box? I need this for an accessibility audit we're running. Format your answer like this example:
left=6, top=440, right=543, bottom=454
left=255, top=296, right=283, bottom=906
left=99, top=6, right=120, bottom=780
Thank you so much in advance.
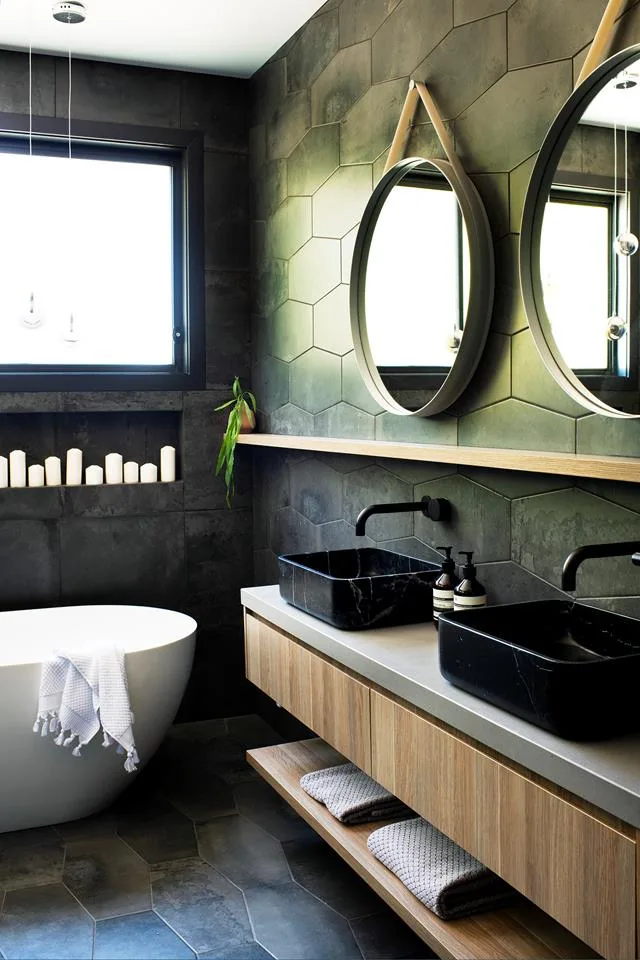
left=367, top=818, right=516, bottom=920
left=300, top=762, right=411, bottom=824
left=34, top=648, right=139, bottom=773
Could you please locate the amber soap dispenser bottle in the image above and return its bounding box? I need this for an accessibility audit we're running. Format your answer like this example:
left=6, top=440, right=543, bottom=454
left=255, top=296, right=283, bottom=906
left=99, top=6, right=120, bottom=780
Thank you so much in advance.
left=453, top=551, right=487, bottom=611
left=432, top=546, right=460, bottom=625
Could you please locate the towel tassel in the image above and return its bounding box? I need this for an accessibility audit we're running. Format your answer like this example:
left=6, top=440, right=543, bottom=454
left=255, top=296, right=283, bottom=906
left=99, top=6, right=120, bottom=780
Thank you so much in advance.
left=102, top=732, right=112, bottom=748
left=63, top=734, right=76, bottom=748
left=40, top=718, right=49, bottom=737
left=33, top=717, right=42, bottom=734
left=54, top=730, right=66, bottom=747
left=49, top=715, right=58, bottom=734
left=72, top=744, right=82, bottom=758
left=124, top=750, right=138, bottom=773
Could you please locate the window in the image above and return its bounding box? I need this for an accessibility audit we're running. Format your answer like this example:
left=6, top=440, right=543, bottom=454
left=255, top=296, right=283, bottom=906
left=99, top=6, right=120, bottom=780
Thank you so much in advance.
left=0, top=115, right=204, bottom=390
left=542, top=185, right=635, bottom=385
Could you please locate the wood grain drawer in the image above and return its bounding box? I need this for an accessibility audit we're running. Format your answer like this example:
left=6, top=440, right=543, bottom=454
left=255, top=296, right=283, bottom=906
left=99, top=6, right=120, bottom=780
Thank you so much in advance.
left=371, top=690, right=636, bottom=959
left=244, top=613, right=371, bottom=772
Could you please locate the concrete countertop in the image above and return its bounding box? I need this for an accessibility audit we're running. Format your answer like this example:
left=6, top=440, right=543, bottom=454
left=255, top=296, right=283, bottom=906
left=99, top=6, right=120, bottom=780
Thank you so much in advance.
left=241, top=584, right=640, bottom=829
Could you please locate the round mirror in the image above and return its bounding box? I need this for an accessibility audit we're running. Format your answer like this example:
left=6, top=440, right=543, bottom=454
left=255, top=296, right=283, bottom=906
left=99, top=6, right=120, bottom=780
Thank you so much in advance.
left=350, top=157, right=494, bottom=417
left=521, top=43, right=640, bottom=417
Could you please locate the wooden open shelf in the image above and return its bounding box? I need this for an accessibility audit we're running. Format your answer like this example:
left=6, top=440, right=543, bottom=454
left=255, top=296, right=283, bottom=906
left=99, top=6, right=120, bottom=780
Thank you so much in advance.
left=237, top=433, right=640, bottom=483
left=247, top=738, right=598, bottom=960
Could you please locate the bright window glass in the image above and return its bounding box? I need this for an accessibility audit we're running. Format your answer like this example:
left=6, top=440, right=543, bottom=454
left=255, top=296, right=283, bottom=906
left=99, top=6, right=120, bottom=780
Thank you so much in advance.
left=365, top=182, right=469, bottom=369
left=0, top=152, right=174, bottom=367
left=541, top=198, right=610, bottom=370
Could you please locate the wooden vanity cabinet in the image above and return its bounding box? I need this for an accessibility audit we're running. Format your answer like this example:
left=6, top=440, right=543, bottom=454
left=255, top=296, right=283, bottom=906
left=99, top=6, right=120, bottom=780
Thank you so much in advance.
left=244, top=610, right=638, bottom=960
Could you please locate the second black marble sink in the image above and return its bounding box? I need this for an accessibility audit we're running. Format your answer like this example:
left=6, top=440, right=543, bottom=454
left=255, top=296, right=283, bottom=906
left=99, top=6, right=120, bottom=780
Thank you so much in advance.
left=438, top=599, right=640, bottom=739
left=278, top=547, right=439, bottom=630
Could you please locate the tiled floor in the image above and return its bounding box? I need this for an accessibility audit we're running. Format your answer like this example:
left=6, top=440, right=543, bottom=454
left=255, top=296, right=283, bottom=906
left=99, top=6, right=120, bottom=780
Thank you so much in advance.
left=0, top=715, right=433, bottom=960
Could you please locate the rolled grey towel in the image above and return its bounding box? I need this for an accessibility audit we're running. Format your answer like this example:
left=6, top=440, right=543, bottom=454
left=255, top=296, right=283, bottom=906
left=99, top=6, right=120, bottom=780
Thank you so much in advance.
left=300, top=762, right=412, bottom=825
left=367, top=818, right=516, bottom=920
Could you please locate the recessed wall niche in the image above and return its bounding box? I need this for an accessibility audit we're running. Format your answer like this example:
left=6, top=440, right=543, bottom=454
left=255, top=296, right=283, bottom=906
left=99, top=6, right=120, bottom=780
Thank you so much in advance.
left=0, top=410, right=181, bottom=486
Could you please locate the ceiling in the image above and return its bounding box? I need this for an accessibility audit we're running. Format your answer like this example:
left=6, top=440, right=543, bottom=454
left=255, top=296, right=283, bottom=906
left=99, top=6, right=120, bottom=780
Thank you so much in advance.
left=0, top=0, right=327, bottom=78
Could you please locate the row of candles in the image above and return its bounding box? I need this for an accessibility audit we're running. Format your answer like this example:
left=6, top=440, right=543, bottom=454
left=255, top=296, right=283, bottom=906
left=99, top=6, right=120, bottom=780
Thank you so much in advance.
left=0, top=446, right=177, bottom=488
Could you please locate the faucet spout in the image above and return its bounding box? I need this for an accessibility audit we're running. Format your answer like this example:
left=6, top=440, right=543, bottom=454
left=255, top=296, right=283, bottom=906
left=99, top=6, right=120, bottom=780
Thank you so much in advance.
left=355, top=496, right=451, bottom=537
left=561, top=540, right=640, bottom=591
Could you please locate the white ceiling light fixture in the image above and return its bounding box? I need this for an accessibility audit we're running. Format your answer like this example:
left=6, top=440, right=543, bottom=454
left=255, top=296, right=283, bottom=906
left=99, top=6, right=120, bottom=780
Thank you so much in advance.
left=52, top=1, right=86, bottom=25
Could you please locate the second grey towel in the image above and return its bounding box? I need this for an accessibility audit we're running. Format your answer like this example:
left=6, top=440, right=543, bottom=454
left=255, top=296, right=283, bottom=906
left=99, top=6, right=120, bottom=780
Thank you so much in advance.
left=300, top=762, right=411, bottom=824
left=367, top=818, right=516, bottom=920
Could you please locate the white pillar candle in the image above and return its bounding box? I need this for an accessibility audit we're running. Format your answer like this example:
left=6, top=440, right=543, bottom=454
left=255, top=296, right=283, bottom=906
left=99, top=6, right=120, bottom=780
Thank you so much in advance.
left=85, top=465, right=104, bottom=485
left=28, top=464, right=45, bottom=487
left=9, top=450, right=26, bottom=488
left=44, top=456, right=62, bottom=487
left=0, top=456, right=8, bottom=488
left=160, top=445, right=176, bottom=482
left=140, top=462, right=158, bottom=483
left=123, top=461, right=139, bottom=484
left=66, top=448, right=83, bottom=486
left=105, top=452, right=123, bottom=485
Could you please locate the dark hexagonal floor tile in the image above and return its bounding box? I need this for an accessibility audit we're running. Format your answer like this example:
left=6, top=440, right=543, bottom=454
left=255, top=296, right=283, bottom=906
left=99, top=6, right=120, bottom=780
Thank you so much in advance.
left=151, top=857, right=254, bottom=956
left=233, top=779, right=315, bottom=844
left=0, top=827, right=64, bottom=890
left=199, top=942, right=274, bottom=959
left=283, top=835, right=384, bottom=919
left=197, top=814, right=291, bottom=889
left=350, top=910, right=434, bottom=959
left=94, top=911, right=195, bottom=959
left=244, top=882, right=362, bottom=960
left=117, top=797, right=198, bottom=865
left=0, top=884, right=93, bottom=960
left=63, top=836, right=151, bottom=919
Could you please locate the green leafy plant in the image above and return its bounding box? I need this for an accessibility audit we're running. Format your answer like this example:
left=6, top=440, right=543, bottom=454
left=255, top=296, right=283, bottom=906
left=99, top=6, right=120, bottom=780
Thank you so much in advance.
left=215, top=377, right=257, bottom=507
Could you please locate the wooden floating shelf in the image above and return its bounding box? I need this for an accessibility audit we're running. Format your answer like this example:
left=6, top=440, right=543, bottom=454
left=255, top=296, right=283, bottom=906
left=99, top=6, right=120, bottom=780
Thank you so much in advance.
left=247, top=738, right=597, bottom=960
left=238, top=433, right=640, bottom=483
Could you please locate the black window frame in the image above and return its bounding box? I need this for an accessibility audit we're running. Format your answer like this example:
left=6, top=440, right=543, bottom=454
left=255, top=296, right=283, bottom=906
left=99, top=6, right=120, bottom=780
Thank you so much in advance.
left=0, top=112, right=205, bottom=392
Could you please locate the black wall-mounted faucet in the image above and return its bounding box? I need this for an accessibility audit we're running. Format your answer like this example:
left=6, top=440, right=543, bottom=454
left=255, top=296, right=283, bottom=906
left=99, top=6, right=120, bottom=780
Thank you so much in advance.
left=355, top=496, right=451, bottom=537
left=561, top=540, right=640, bottom=591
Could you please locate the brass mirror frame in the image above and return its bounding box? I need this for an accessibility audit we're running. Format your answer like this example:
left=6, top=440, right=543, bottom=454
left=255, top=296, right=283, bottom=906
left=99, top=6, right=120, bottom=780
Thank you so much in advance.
left=520, top=43, right=640, bottom=419
left=349, top=157, right=494, bottom=418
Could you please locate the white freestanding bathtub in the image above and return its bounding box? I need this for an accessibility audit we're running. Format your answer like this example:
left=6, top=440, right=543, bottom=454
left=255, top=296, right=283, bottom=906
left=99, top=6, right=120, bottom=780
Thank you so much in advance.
left=0, top=604, right=196, bottom=834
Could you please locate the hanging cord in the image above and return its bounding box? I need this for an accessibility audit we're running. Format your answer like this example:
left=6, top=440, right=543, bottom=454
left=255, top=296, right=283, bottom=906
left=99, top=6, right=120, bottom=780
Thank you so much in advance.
left=613, top=119, right=618, bottom=300
left=624, top=122, right=630, bottom=236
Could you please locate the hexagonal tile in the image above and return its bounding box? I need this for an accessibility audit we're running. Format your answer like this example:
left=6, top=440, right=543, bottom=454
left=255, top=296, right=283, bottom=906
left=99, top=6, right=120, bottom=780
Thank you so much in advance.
left=0, top=829, right=64, bottom=891
left=458, top=398, right=576, bottom=452
left=508, top=0, right=606, bottom=70
left=233, top=779, right=316, bottom=843
left=266, top=196, right=312, bottom=260
left=311, top=42, right=372, bottom=125
left=272, top=300, right=313, bottom=361
left=0, top=884, right=94, bottom=960
left=270, top=505, right=320, bottom=557
left=372, top=0, right=452, bottom=82
left=509, top=153, right=537, bottom=233
left=152, top=858, right=253, bottom=957
left=289, top=238, right=341, bottom=304
left=314, top=284, right=353, bottom=356
left=478, top=560, right=566, bottom=607
left=350, top=909, right=430, bottom=959
left=252, top=356, right=290, bottom=414
left=315, top=401, right=376, bottom=440
left=283, top=835, right=382, bottom=919
left=454, top=0, right=513, bottom=25
left=290, top=457, right=344, bottom=523
left=512, top=488, right=640, bottom=596
left=290, top=348, right=342, bottom=413
left=341, top=78, right=408, bottom=165
left=94, top=912, right=195, bottom=960
left=339, top=0, right=402, bottom=48
left=511, top=328, right=586, bottom=418
left=414, top=474, right=510, bottom=562
left=342, top=352, right=383, bottom=415
left=266, top=90, right=310, bottom=161
left=63, top=836, right=151, bottom=919
left=493, top=234, right=528, bottom=335
left=116, top=798, right=197, bottom=865
left=268, top=403, right=316, bottom=435
left=577, top=415, right=640, bottom=457
left=244, top=882, right=361, bottom=960
left=198, top=814, right=291, bottom=889
left=313, top=165, right=372, bottom=239
left=287, top=9, right=339, bottom=92
left=341, top=226, right=359, bottom=283
left=287, top=124, right=340, bottom=196
left=454, top=332, right=511, bottom=415
left=455, top=61, right=572, bottom=173
left=375, top=411, right=458, bottom=444
left=343, top=464, right=412, bottom=540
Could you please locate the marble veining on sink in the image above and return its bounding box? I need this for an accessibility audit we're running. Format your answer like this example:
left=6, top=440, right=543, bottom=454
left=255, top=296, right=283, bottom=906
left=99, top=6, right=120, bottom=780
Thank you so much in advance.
left=278, top=547, right=438, bottom=630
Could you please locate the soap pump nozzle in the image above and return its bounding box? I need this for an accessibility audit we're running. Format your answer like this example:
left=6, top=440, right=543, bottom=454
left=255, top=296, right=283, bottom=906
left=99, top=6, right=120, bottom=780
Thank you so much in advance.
left=437, top=546, right=456, bottom=571
left=458, top=551, right=476, bottom=577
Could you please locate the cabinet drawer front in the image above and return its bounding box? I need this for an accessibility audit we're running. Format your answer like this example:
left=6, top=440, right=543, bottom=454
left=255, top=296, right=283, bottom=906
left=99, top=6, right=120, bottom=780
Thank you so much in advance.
left=371, top=691, right=636, bottom=960
left=245, top=614, right=371, bottom=772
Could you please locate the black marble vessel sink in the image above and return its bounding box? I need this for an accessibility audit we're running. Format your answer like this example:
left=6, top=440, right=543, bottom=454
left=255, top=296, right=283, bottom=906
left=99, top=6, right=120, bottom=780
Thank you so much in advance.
left=438, top=599, right=640, bottom=740
left=278, top=548, right=439, bottom=630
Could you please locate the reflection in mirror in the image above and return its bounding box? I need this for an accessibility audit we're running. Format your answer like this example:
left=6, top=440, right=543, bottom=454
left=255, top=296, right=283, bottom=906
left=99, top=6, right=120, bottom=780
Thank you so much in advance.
left=365, top=172, right=470, bottom=405
left=539, top=55, right=640, bottom=413
left=350, top=157, right=493, bottom=418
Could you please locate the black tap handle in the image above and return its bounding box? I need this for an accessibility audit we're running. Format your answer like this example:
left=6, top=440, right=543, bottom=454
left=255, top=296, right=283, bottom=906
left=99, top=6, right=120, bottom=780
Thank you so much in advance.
left=422, top=497, right=451, bottom=522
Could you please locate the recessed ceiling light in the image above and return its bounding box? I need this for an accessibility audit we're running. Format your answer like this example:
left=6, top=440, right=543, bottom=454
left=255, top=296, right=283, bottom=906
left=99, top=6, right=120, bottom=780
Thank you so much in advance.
left=52, top=1, right=87, bottom=24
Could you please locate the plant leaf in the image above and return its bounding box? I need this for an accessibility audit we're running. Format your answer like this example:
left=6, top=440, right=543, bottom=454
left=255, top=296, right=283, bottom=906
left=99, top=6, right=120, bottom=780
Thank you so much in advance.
left=215, top=399, right=236, bottom=411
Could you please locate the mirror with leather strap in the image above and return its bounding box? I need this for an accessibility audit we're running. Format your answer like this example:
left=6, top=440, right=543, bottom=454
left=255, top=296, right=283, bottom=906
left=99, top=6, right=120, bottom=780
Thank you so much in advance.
left=349, top=83, right=494, bottom=418
left=521, top=43, right=640, bottom=417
